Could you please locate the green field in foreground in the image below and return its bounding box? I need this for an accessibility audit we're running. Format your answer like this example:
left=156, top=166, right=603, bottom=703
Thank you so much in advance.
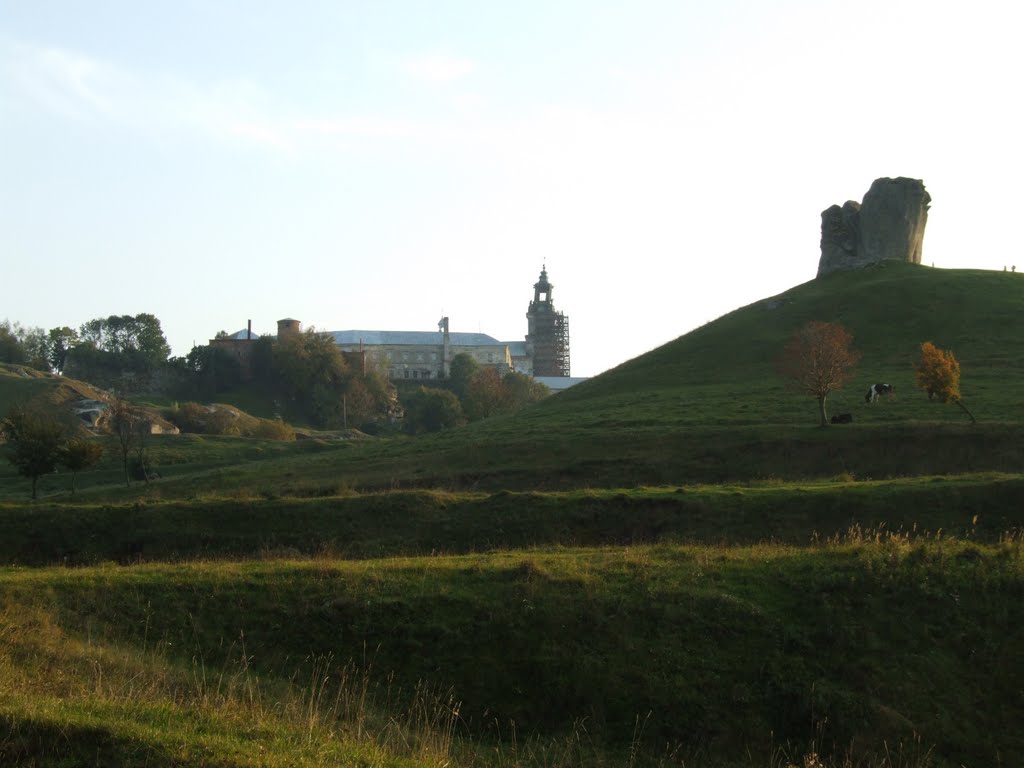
left=2, top=537, right=1021, bottom=767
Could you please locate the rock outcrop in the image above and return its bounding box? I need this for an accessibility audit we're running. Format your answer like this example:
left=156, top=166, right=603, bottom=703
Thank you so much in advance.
left=817, top=177, right=930, bottom=277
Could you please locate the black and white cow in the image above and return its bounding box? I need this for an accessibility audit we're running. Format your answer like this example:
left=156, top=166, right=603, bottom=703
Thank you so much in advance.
left=865, top=383, right=894, bottom=403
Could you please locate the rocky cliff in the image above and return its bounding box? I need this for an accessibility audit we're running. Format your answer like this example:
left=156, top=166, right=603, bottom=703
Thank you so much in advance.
left=817, top=177, right=930, bottom=277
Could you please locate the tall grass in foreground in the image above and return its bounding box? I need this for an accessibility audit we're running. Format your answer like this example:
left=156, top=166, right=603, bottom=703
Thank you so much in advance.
left=0, top=610, right=940, bottom=768
left=5, top=532, right=1018, bottom=766
left=0, top=599, right=462, bottom=766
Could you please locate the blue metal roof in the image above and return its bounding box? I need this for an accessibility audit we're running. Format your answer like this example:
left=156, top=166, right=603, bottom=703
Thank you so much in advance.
left=327, top=330, right=503, bottom=346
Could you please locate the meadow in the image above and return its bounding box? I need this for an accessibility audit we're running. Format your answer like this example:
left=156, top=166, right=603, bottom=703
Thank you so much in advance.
left=2, top=263, right=1023, bottom=766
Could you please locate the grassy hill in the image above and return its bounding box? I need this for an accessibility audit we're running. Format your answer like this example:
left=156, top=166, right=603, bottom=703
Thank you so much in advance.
left=3, top=264, right=1024, bottom=766
left=539, top=262, right=1024, bottom=428
left=4, top=264, right=1024, bottom=499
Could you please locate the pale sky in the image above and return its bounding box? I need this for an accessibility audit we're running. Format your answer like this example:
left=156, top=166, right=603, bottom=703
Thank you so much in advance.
left=2, top=1, right=1021, bottom=377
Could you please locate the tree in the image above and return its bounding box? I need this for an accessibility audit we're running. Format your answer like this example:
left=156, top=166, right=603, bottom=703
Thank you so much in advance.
left=777, top=321, right=860, bottom=426
left=272, top=329, right=351, bottom=427
left=107, top=397, right=140, bottom=486
left=0, top=320, right=50, bottom=371
left=72, top=313, right=171, bottom=382
left=502, top=371, right=550, bottom=410
left=184, top=344, right=243, bottom=397
left=133, top=416, right=153, bottom=483
left=18, top=326, right=51, bottom=372
left=403, top=387, right=465, bottom=434
left=448, top=353, right=479, bottom=400
left=1, top=404, right=67, bottom=499
left=463, top=368, right=510, bottom=421
left=48, top=326, right=79, bottom=374
left=78, top=313, right=170, bottom=364
left=914, top=341, right=975, bottom=423
left=60, top=437, right=104, bottom=495
left=0, top=320, right=24, bottom=364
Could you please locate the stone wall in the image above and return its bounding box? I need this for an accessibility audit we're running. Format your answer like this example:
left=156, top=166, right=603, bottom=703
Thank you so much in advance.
left=817, top=177, right=930, bottom=277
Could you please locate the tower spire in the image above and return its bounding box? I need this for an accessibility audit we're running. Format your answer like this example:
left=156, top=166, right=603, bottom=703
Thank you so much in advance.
left=525, top=264, right=570, bottom=376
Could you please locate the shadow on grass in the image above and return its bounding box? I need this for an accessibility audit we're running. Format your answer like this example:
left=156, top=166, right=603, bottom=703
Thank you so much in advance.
left=0, top=713, right=241, bottom=768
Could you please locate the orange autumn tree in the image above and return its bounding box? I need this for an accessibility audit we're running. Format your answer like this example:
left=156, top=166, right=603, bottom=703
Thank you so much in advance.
left=777, top=321, right=860, bottom=426
left=914, top=341, right=975, bottom=422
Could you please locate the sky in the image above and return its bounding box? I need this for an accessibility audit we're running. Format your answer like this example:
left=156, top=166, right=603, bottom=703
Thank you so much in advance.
left=2, top=1, right=1022, bottom=377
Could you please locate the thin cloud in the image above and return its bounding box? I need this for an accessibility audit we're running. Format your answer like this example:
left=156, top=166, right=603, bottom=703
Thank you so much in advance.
left=403, top=53, right=475, bottom=84
left=8, top=44, right=114, bottom=119
left=3, top=41, right=454, bottom=152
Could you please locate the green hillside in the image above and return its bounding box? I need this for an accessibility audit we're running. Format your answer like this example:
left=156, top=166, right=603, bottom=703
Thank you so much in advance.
left=3, top=264, right=1024, bottom=766
left=4, top=264, right=1023, bottom=498
left=540, top=263, right=1024, bottom=428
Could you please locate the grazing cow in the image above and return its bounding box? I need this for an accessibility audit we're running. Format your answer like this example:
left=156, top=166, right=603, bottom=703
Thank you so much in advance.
left=865, top=383, right=895, bottom=403
left=830, top=413, right=853, bottom=424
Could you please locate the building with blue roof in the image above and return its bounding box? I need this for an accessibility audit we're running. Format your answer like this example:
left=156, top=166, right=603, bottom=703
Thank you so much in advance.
left=213, top=267, right=573, bottom=384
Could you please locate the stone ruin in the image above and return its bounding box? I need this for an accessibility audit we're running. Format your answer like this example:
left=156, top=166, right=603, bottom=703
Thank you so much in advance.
left=817, top=177, right=930, bottom=278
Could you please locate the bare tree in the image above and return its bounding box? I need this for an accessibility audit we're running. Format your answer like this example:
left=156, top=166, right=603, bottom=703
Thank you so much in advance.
left=107, top=397, right=139, bottom=486
left=60, top=437, right=104, bottom=495
left=778, top=321, right=861, bottom=426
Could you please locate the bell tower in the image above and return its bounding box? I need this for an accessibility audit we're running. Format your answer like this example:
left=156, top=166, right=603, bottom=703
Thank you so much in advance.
left=525, top=265, right=570, bottom=376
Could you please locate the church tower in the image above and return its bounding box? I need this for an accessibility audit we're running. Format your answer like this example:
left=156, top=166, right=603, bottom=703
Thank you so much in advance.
left=525, top=265, right=570, bottom=376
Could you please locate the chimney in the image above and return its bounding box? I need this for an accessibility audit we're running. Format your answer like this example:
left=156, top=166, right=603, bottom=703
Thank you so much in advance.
left=247, top=319, right=252, bottom=340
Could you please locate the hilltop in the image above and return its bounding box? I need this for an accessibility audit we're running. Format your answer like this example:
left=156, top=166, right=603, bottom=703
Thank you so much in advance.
left=541, top=262, right=1024, bottom=428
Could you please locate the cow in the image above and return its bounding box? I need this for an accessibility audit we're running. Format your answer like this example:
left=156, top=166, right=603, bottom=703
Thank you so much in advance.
left=865, top=383, right=894, bottom=403
left=830, top=413, right=853, bottom=424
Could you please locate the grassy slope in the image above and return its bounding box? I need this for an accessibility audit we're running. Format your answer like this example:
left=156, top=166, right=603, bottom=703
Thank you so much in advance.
left=4, top=264, right=1024, bottom=500
left=2, top=540, right=1021, bottom=766
left=2, top=475, right=1023, bottom=566
left=543, top=263, right=1024, bottom=427
left=4, top=265, right=1024, bottom=766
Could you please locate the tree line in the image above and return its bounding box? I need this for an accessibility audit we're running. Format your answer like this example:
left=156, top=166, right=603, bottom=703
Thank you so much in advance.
left=402, top=352, right=550, bottom=434
left=1, top=314, right=170, bottom=380
left=1, top=315, right=548, bottom=435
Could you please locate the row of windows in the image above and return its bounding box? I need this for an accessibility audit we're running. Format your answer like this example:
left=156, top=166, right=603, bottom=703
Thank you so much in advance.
left=384, top=351, right=440, bottom=363
left=381, top=350, right=503, bottom=364
left=388, top=369, right=437, bottom=380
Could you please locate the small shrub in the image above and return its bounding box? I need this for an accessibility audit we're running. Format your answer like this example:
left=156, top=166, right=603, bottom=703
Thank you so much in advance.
left=250, top=418, right=296, bottom=442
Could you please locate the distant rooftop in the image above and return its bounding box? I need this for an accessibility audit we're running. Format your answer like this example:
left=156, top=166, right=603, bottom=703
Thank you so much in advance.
left=327, top=330, right=503, bottom=347
left=505, top=341, right=528, bottom=357
left=223, top=329, right=259, bottom=340
left=535, top=376, right=587, bottom=391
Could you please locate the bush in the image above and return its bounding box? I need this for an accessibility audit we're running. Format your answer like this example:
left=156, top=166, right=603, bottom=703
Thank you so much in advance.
left=403, top=387, right=464, bottom=434
left=166, top=402, right=296, bottom=441
left=250, top=418, right=296, bottom=442
left=165, top=402, right=242, bottom=437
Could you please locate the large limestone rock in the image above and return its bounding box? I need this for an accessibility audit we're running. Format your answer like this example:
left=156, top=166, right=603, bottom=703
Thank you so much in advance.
left=817, top=177, right=930, bottom=277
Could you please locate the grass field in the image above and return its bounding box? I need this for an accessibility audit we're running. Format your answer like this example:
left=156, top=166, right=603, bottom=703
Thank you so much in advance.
left=2, top=536, right=1021, bottom=766
left=2, top=264, right=1023, bottom=766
